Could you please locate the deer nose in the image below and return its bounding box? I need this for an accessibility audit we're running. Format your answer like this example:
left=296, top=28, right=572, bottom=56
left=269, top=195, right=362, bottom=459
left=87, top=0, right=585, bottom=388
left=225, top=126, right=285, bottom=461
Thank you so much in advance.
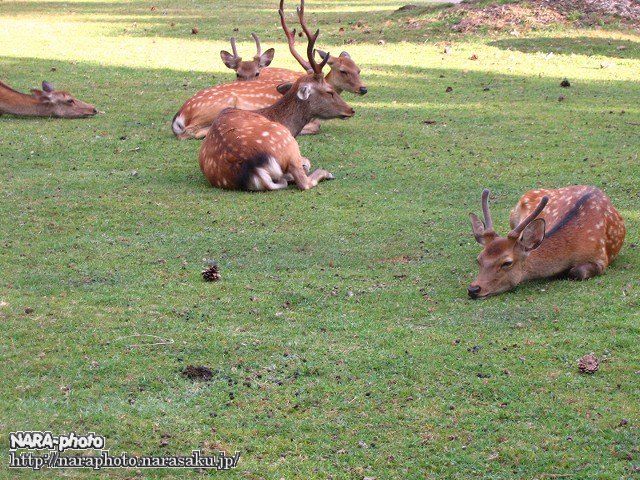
left=359, top=86, right=367, bottom=95
left=467, top=284, right=481, bottom=299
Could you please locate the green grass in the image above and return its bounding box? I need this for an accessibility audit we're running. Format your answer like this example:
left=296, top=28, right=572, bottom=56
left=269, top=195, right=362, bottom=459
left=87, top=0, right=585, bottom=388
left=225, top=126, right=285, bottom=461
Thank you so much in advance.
left=1, top=0, right=639, bottom=478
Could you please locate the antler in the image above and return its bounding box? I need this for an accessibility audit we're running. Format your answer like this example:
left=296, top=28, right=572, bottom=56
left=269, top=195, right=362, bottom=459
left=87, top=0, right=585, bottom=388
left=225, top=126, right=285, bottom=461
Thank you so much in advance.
left=481, top=189, right=494, bottom=233
left=251, top=32, right=262, bottom=58
left=279, top=0, right=312, bottom=72
left=229, top=37, right=239, bottom=59
left=296, top=0, right=329, bottom=75
left=507, top=196, right=549, bottom=239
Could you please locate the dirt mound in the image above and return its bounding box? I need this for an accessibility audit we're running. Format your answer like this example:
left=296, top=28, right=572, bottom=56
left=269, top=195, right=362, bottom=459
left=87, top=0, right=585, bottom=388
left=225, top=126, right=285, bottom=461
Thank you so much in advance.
left=446, top=0, right=640, bottom=32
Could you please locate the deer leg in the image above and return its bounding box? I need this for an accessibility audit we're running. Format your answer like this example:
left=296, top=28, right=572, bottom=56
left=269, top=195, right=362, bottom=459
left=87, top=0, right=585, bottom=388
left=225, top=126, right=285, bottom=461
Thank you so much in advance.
left=289, top=164, right=334, bottom=191
left=301, top=157, right=311, bottom=173
left=568, top=262, right=603, bottom=281
left=299, top=119, right=321, bottom=136
left=193, top=126, right=212, bottom=139
left=284, top=157, right=310, bottom=183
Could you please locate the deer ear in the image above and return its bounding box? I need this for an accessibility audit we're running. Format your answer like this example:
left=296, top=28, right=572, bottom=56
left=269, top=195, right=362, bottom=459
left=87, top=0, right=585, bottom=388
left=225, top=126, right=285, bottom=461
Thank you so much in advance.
left=258, top=48, right=275, bottom=68
left=297, top=84, right=313, bottom=101
left=31, top=89, right=52, bottom=102
left=220, top=51, right=240, bottom=69
left=339, top=51, right=351, bottom=59
left=276, top=82, right=293, bottom=95
left=317, top=49, right=334, bottom=65
left=469, top=213, right=488, bottom=245
left=42, top=81, right=55, bottom=92
left=518, top=218, right=546, bottom=252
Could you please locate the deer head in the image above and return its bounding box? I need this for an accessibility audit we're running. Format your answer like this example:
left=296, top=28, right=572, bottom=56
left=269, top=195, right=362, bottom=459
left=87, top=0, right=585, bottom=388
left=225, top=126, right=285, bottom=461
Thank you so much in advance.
left=267, top=0, right=354, bottom=132
left=316, top=50, right=366, bottom=95
left=274, top=74, right=355, bottom=123
left=279, top=0, right=366, bottom=96
left=30, top=81, right=98, bottom=118
left=220, top=33, right=275, bottom=81
left=468, top=189, right=548, bottom=299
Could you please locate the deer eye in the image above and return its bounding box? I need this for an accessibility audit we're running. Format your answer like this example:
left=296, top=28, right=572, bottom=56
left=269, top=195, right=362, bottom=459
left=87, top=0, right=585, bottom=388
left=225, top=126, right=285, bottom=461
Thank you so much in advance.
left=501, top=260, right=513, bottom=269
left=340, top=70, right=347, bottom=75
left=255, top=73, right=259, bottom=77
left=66, top=99, right=74, bottom=105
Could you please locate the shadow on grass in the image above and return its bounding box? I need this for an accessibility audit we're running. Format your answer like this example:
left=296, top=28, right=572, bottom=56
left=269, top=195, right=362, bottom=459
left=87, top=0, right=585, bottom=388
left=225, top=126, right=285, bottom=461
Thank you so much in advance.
left=2, top=55, right=639, bottom=196
left=489, top=36, right=640, bottom=60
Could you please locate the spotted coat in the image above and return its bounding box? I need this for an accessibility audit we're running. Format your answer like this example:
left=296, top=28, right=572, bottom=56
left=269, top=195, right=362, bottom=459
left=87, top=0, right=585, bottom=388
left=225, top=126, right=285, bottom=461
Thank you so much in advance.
left=509, top=185, right=625, bottom=277
left=199, top=108, right=302, bottom=190
left=171, top=69, right=305, bottom=140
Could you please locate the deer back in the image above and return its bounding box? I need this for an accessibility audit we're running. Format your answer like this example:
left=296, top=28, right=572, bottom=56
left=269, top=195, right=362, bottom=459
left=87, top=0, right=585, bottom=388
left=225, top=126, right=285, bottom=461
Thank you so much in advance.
left=511, top=186, right=625, bottom=277
left=253, top=67, right=302, bottom=84
left=172, top=80, right=286, bottom=139
left=199, top=108, right=300, bottom=190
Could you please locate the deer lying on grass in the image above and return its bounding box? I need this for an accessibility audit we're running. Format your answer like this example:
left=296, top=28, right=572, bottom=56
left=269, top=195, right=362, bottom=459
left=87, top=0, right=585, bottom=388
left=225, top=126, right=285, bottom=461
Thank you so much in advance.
left=172, top=0, right=366, bottom=139
left=220, top=33, right=276, bottom=81
left=0, top=81, right=97, bottom=118
left=198, top=4, right=354, bottom=191
left=468, top=186, right=625, bottom=299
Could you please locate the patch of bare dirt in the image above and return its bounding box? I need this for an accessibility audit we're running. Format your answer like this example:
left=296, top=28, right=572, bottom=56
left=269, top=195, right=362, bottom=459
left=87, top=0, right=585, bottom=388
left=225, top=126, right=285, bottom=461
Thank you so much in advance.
left=182, top=365, right=213, bottom=381
left=442, top=0, right=640, bottom=33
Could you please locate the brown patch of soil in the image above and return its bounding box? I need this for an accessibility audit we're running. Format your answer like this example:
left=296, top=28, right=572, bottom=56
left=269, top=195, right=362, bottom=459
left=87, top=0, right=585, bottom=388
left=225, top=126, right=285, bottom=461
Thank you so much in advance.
left=182, top=365, right=214, bottom=381
left=440, top=0, right=640, bottom=33
left=380, top=255, right=414, bottom=264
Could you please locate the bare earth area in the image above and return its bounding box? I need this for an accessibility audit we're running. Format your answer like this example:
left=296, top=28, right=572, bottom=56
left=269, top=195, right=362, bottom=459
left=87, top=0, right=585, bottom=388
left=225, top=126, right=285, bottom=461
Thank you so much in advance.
left=443, top=0, right=640, bottom=32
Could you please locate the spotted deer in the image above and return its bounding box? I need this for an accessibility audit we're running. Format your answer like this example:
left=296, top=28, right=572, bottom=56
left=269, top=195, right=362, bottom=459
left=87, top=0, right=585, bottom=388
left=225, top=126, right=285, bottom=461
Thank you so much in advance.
left=220, top=33, right=276, bottom=81
left=198, top=3, right=355, bottom=191
left=171, top=0, right=366, bottom=139
left=0, top=80, right=97, bottom=118
left=468, top=186, right=625, bottom=298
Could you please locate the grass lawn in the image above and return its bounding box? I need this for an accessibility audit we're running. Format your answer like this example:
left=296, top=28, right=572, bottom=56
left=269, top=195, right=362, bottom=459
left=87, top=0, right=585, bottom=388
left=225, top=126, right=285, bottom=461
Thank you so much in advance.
left=1, top=0, right=639, bottom=478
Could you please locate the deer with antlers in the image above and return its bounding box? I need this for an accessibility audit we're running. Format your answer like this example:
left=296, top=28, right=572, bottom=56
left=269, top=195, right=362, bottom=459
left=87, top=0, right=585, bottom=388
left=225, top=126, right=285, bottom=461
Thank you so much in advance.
left=0, top=80, right=97, bottom=118
left=220, top=33, right=277, bottom=81
left=172, top=0, right=366, bottom=139
left=198, top=1, right=355, bottom=191
left=467, top=186, right=625, bottom=298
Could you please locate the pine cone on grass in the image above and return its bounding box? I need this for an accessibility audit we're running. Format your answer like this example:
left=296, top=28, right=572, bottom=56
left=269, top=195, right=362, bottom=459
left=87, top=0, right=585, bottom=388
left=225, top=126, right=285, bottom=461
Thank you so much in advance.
left=201, top=261, right=221, bottom=282
left=578, top=353, right=599, bottom=374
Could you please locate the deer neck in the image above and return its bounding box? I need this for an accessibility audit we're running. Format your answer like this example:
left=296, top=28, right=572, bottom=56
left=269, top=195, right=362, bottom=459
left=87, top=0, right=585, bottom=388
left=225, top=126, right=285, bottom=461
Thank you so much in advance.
left=324, top=70, right=343, bottom=95
left=0, top=82, right=51, bottom=116
left=258, top=90, right=313, bottom=138
left=521, top=237, right=565, bottom=280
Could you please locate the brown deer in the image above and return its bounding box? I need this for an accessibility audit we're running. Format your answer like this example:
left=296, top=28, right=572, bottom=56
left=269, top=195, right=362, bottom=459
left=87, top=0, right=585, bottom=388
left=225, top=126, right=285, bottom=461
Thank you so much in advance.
left=172, top=0, right=366, bottom=140
left=220, top=33, right=276, bottom=81
left=0, top=81, right=97, bottom=118
left=275, top=0, right=367, bottom=97
left=198, top=1, right=354, bottom=191
left=467, top=186, right=625, bottom=298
